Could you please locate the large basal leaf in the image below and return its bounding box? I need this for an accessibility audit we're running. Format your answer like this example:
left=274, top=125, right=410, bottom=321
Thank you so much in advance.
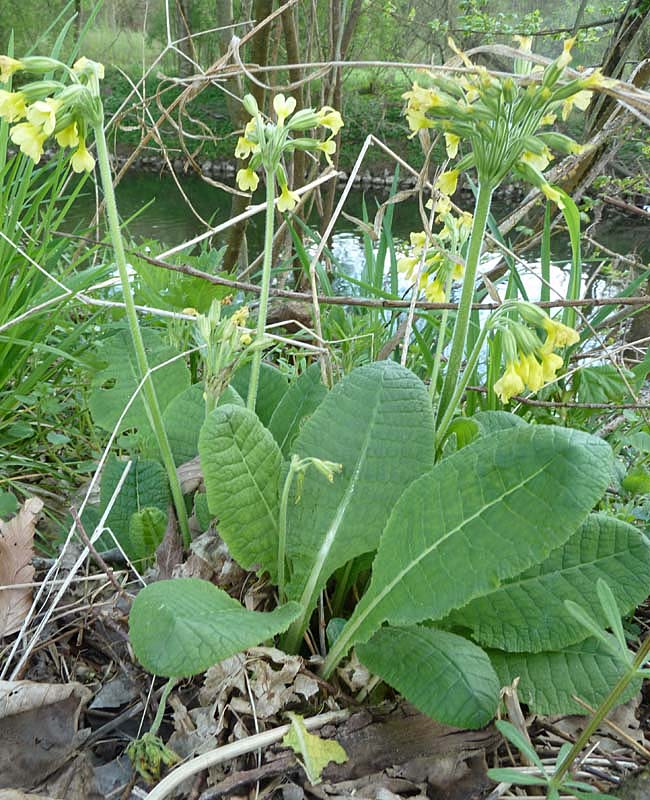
left=284, top=362, right=435, bottom=639
left=447, top=514, right=650, bottom=653
left=473, top=410, right=527, bottom=436
left=89, top=328, right=190, bottom=437
left=357, top=625, right=499, bottom=729
left=323, top=426, right=612, bottom=675
left=99, top=457, right=169, bottom=557
left=489, top=638, right=641, bottom=715
left=268, top=363, right=328, bottom=456
left=231, top=363, right=289, bottom=426
left=162, top=383, right=244, bottom=466
left=199, top=404, right=282, bottom=578
left=129, top=578, right=301, bottom=676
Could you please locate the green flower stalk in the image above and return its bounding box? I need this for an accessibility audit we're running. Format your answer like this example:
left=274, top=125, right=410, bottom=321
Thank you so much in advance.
left=234, top=93, right=343, bottom=411
left=403, top=36, right=611, bottom=428
left=0, top=54, right=192, bottom=544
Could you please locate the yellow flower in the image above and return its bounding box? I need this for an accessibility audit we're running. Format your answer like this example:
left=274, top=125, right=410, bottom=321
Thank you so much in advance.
left=444, top=132, right=460, bottom=159
left=406, top=107, right=434, bottom=133
left=402, top=82, right=439, bottom=111
left=513, top=35, right=533, bottom=53
left=236, top=167, right=259, bottom=192
left=409, top=231, right=427, bottom=248
left=317, top=137, right=337, bottom=166
left=239, top=333, right=253, bottom=346
left=521, top=353, right=544, bottom=391
left=70, top=140, right=95, bottom=173
left=10, top=122, right=47, bottom=163
left=452, top=261, right=464, bottom=280
left=273, top=93, right=296, bottom=125
left=541, top=183, right=565, bottom=209
left=0, top=89, right=26, bottom=122
left=540, top=112, right=557, bottom=126
left=235, top=136, right=257, bottom=159
left=580, top=69, right=616, bottom=90
left=0, top=56, right=23, bottom=83
left=231, top=306, right=249, bottom=326
left=424, top=278, right=446, bottom=303
left=433, top=194, right=452, bottom=218
left=397, top=255, right=419, bottom=279
left=542, top=317, right=580, bottom=350
left=244, top=118, right=256, bottom=138
left=55, top=122, right=79, bottom=148
left=557, top=37, right=575, bottom=69
left=561, top=90, right=592, bottom=121
left=182, top=307, right=199, bottom=316
left=26, top=97, right=62, bottom=135
left=521, top=147, right=551, bottom=172
left=494, top=361, right=525, bottom=403
left=435, top=169, right=459, bottom=197
left=317, top=106, right=344, bottom=136
left=277, top=184, right=300, bottom=212
left=541, top=350, right=564, bottom=382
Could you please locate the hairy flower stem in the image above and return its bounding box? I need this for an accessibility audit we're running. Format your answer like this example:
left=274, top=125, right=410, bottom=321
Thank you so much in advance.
left=435, top=182, right=493, bottom=429
left=93, top=123, right=191, bottom=546
left=550, top=634, right=650, bottom=790
left=247, top=178, right=276, bottom=411
left=277, top=456, right=301, bottom=604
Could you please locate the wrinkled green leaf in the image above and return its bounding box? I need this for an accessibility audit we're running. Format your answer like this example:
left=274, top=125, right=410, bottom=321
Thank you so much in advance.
left=324, top=426, right=613, bottom=675
left=89, top=328, right=190, bottom=437
left=231, top=363, right=289, bottom=426
left=357, top=625, right=499, bottom=728
left=473, top=410, right=527, bottom=436
left=448, top=514, right=650, bottom=652
left=199, top=404, right=281, bottom=578
left=163, top=382, right=243, bottom=466
left=574, top=364, right=633, bottom=404
left=268, top=363, right=328, bottom=456
left=129, top=507, right=167, bottom=561
left=489, top=637, right=641, bottom=715
left=283, top=361, right=435, bottom=649
left=129, top=578, right=301, bottom=676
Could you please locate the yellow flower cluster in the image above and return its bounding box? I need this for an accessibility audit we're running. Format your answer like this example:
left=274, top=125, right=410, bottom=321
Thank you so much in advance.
left=493, top=313, right=580, bottom=403
left=397, top=198, right=472, bottom=302
left=402, top=36, right=610, bottom=196
left=235, top=93, right=343, bottom=212
left=0, top=55, right=103, bottom=172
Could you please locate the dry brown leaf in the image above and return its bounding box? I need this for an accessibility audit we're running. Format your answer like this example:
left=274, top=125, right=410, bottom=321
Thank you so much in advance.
left=0, top=498, right=42, bottom=638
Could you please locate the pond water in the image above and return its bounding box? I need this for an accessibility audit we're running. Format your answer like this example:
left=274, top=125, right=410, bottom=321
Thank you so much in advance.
left=72, top=171, right=650, bottom=300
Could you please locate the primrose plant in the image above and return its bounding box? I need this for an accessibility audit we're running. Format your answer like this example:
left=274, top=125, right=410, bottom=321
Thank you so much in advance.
left=128, top=39, right=650, bottom=730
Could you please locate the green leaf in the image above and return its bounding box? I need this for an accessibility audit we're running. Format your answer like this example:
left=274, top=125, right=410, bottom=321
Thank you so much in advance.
left=162, top=383, right=243, bottom=466
left=447, top=514, right=650, bottom=652
left=89, top=328, right=190, bottom=437
left=357, top=625, right=499, bottom=728
left=282, top=712, right=347, bottom=785
left=129, top=578, right=301, bottom=677
left=193, top=492, right=211, bottom=531
left=129, top=507, right=167, bottom=561
left=268, top=363, right=328, bottom=456
left=231, top=363, right=289, bottom=426
left=473, top=410, right=527, bottom=436
left=99, top=457, right=169, bottom=557
left=626, top=431, right=650, bottom=453
left=283, top=362, right=435, bottom=647
left=574, top=364, right=633, bottom=404
left=489, top=637, right=641, bottom=715
left=324, top=426, right=612, bottom=675
left=621, top=468, right=650, bottom=496
left=494, top=720, right=545, bottom=770
left=0, top=491, right=18, bottom=518
left=199, top=404, right=282, bottom=578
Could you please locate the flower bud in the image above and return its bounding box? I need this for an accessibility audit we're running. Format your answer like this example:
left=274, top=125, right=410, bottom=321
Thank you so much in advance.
left=242, top=94, right=259, bottom=117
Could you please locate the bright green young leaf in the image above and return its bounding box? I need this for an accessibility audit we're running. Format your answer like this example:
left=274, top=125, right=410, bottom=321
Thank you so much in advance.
left=282, top=361, right=435, bottom=650
left=357, top=625, right=499, bottom=728
left=447, top=514, right=650, bottom=652
left=162, top=383, right=243, bottom=466
left=268, top=363, right=328, bottom=456
left=574, top=364, right=633, bottom=404
left=129, top=507, right=167, bottom=562
left=199, top=404, right=282, bottom=578
left=323, top=426, right=612, bottom=676
left=231, top=363, right=289, bottom=426
left=129, top=578, right=301, bottom=676
left=489, top=637, right=641, bottom=715
left=282, top=712, right=347, bottom=784
left=88, top=328, right=190, bottom=437
left=99, top=457, right=169, bottom=556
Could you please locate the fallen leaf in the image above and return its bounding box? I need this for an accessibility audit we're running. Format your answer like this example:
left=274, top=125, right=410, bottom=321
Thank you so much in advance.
left=282, top=712, right=348, bottom=785
left=0, top=498, right=42, bottom=637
